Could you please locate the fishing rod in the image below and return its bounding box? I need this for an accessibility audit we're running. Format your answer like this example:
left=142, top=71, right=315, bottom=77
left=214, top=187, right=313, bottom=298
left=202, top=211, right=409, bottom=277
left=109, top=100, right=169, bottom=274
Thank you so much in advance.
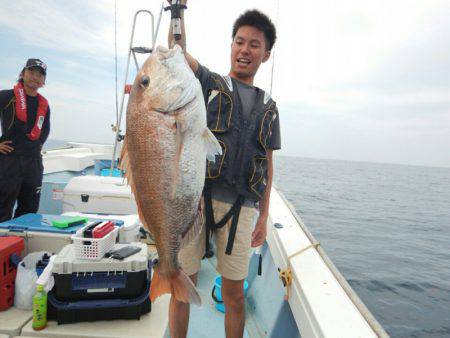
left=165, top=0, right=187, bottom=42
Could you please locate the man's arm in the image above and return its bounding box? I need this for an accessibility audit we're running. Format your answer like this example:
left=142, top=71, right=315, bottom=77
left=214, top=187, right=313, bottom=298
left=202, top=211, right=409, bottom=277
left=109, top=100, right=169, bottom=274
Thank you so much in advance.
left=251, top=150, right=274, bottom=247
left=40, top=106, right=51, bottom=146
left=167, top=0, right=199, bottom=73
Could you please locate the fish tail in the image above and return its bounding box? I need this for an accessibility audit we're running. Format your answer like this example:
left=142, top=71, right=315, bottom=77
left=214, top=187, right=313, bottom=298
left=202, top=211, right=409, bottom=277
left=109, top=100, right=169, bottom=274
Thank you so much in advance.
left=150, top=269, right=201, bottom=306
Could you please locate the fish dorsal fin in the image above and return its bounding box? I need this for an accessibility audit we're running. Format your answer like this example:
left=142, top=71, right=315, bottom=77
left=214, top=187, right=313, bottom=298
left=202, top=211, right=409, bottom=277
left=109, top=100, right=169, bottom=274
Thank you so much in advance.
left=119, top=139, right=136, bottom=193
left=119, top=139, right=153, bottom=232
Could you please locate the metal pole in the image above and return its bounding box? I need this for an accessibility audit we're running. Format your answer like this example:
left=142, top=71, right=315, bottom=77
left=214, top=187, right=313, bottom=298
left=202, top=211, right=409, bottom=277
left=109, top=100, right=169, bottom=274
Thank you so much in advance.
left=110, top=10, right=157, bottom=175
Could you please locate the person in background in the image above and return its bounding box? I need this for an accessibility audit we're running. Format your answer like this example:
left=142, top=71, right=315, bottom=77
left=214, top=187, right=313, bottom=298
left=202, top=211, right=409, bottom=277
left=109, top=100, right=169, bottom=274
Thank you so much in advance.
left=167, top=2, right=281, bottom=337
left=0, top=58, right=51, bottom=222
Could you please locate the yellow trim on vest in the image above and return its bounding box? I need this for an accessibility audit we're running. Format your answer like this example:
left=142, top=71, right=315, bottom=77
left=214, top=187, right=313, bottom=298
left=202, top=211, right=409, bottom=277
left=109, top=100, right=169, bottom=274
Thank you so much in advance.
left=249, top=156, right=267, bottom=199
left=259, top=109, right=277, bottom=151
left=208, top=90, right=233, bottom=133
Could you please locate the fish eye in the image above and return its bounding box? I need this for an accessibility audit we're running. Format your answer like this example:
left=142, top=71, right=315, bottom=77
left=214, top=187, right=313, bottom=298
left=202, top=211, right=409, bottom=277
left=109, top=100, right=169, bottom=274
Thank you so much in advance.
left=140, top=75, right=150, bottom=88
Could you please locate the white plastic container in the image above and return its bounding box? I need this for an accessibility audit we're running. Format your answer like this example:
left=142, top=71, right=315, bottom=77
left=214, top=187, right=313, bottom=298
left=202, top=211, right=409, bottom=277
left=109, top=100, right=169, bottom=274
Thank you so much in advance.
left=62, top=175, right=138, bottom=215
left=71, top=225, right=119, bottom=260
left=62, top=212, right=141, bottom=243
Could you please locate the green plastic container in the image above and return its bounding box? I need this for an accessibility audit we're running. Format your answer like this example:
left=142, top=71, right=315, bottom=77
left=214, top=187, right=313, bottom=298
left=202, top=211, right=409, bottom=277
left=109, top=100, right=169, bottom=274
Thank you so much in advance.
left=32, top=284, right=47, bottom=330
left=51, top=216, right=88, bottom=228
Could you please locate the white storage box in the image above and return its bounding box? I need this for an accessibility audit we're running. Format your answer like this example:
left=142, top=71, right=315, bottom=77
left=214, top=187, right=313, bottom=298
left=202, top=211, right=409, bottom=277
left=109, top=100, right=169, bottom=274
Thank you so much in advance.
left=62, top=212, right=142, bottom=243
left=62, top=175, right=138, bottom=214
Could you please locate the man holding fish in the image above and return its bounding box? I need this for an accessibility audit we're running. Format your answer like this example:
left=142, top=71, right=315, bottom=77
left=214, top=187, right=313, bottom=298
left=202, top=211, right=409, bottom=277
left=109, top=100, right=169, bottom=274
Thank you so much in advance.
left=166, top=2, right=281, bottom=338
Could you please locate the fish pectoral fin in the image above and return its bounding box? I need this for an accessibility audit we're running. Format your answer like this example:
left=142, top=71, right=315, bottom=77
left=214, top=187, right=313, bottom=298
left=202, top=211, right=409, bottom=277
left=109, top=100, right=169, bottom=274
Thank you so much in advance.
left=180, top=205, right=203, bottom=249
left=208, top=90, right=220, bottom=105
left=203, top=128, right=222, bottom=162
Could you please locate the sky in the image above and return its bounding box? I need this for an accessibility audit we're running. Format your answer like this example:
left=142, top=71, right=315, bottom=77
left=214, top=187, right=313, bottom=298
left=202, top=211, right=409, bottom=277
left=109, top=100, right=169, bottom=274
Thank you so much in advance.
left=0, top=0, right=449, bottom=168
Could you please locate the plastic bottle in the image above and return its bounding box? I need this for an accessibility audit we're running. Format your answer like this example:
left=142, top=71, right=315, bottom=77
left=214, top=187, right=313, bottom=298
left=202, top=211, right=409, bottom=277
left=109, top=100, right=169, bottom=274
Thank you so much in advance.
left=32, top=284, right=47, bottom=330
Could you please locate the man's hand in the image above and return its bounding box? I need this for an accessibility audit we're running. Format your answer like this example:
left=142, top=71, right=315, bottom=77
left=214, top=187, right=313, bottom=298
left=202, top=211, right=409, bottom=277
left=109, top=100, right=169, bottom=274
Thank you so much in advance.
left=166, top=0, right=198, bottom=73
left=166, top=0, right=187, bottom=6
left=0, top=141, right=14, bottom=154
left=251, top=214, right=268, bottom=247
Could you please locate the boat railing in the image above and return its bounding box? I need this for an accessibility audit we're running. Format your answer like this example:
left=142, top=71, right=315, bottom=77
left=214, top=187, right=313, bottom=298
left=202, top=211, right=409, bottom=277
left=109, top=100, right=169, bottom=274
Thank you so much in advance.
left=274, top=187, right=389, bottom=338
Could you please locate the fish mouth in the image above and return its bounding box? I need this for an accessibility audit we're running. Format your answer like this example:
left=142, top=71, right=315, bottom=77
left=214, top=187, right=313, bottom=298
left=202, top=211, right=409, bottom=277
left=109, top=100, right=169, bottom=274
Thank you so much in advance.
left=155, top=95, right=196, bottom=115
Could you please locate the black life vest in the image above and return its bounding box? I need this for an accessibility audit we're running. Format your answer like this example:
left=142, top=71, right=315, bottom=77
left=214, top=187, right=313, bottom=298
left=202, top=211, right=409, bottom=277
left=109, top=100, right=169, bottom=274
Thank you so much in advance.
left=202, top=73, right=278, bottom=257
left=204, top=74, right=278, bottom=202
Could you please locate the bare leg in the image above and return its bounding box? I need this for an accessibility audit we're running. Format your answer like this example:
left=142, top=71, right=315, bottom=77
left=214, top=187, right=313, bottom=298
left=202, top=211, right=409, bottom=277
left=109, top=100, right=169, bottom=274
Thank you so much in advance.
left=222, top=277, right=245, bottom=338
left=169, top=273, right=198, bottom=338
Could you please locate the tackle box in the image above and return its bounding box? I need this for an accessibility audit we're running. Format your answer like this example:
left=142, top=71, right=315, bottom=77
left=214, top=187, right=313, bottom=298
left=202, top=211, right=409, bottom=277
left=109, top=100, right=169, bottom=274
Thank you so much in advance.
left=52, top=242, right=149, bottom=301
left=0, top=214, right=124, bottom=255
left=47, top=280, right=151, bottom=324
left=63, top=175, right=138, bottom=215
left=0, top=236, right=24, bottom=311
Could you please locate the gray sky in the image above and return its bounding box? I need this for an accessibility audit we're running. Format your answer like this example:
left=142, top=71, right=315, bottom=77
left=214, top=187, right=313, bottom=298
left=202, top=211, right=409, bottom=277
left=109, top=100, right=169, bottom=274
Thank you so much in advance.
left=0, top=0, right=449, bottom=167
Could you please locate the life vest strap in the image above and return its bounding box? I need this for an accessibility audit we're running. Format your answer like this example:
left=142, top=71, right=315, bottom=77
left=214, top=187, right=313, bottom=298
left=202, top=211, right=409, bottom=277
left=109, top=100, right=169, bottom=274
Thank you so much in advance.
left=204, top=186, right=245, bottom=256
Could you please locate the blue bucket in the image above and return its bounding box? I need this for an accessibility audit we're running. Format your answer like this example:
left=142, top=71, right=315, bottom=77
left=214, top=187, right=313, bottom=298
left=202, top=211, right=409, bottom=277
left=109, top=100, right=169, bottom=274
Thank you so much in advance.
left=100, top=168, right=122, bottom=177
left=212, top=275, right=249, bottom=313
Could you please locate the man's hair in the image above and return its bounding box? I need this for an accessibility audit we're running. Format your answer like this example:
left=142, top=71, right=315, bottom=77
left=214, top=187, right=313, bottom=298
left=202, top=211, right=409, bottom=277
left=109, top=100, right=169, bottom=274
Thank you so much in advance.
left=18, top=69, right=25, bottom=83
left=232, top=10, right=277, bottom=51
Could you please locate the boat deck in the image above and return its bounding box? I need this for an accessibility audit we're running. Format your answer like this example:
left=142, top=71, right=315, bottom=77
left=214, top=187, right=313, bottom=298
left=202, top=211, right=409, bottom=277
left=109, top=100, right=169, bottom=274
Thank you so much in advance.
left=0, top=253, right=262, bottom=338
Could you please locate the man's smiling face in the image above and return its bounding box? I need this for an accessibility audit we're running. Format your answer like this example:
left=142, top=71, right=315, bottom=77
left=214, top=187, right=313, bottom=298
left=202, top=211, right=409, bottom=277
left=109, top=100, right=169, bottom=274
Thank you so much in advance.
left=229, top=25, right=271, bottom=85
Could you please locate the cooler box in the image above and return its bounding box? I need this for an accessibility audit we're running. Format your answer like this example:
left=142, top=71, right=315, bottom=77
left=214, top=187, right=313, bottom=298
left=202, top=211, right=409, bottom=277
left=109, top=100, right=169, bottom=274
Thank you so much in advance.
left=52, top=242, right=149, bottom=301
left=62, top=175, right=138, bottom=214
left=47, top=281, right=151, bottom=324
left=0, top=214, right=124, bottom=255
left=0, top=236, right=24, bottom=311
left=62, top=212, right=142, bottom=243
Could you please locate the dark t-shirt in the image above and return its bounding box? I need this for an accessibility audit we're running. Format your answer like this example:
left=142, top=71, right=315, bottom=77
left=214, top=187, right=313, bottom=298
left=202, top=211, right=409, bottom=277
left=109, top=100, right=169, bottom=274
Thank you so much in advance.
left=0, top=89, right=51, bottom=156
left=234, top=79, right=281, bottom=150
left=195, top=64, right=281, bottom=205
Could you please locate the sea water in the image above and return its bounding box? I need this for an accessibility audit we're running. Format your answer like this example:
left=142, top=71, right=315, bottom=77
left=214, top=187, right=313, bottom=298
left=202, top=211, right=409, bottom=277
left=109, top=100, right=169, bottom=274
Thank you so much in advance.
left=274, top=156, right=450, bottom=338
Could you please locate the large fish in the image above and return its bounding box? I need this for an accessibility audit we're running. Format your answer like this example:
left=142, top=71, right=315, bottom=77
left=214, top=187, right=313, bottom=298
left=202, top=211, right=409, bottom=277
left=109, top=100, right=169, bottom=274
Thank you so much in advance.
left=120, top=45, right=221, bottom=305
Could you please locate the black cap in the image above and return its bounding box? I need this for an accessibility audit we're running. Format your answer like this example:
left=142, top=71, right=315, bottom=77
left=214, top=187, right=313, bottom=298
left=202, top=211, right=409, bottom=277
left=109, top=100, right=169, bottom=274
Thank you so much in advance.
left=24, top=58, right=47, bottom=75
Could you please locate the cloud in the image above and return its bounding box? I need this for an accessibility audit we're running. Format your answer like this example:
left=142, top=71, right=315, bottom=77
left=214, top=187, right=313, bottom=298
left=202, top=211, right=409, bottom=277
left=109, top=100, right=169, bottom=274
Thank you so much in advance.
left=278, top=102, right=450, bottom=167
left=0, top=1, right=113, bottom=59
left=0, top=0, right=448, bottom=168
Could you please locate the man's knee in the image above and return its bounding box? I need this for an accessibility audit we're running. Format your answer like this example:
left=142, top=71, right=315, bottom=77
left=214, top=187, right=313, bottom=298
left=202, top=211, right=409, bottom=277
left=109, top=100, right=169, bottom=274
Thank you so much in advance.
left=221, top=278, right=245, bottom=309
